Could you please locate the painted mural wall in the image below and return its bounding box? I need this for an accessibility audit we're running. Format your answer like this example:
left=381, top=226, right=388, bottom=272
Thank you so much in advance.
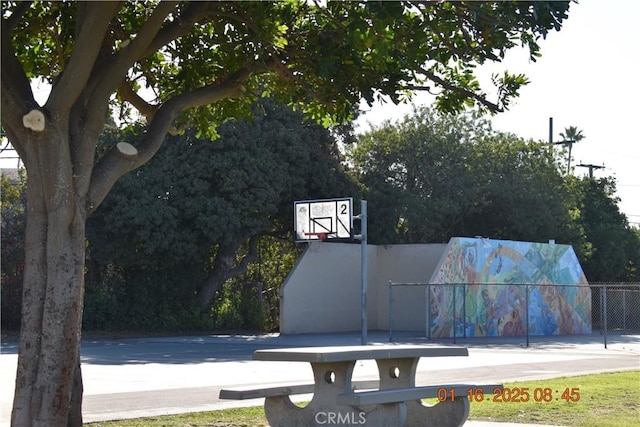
left=428, top=237, right=592, bottom=337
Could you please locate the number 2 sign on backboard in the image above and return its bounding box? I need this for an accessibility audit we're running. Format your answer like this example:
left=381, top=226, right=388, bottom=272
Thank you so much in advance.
left=294, top=198, right=353, bottom=242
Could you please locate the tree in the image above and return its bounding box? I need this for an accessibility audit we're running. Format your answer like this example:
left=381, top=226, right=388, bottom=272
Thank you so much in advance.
left=348, top=107, right=580, bottom=245
left=85, top=99, right=356, bottom=328
left=575, top=176, right=639, bottom=282
left=627, top=227, right=640, bottom=282
left=460, top=132, right=582, bottom=244
left=348, top=107, right=490, bottom=243
left=559, top=125, right=585, bottom=174
left=0, top=2, right=572, bottom=425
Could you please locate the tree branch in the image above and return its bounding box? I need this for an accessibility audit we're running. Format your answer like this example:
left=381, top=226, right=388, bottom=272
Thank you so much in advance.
left=417, top=65, right=502, bottom=113
left=0, top=78, right=30, bottom=150
left=117, top=79, right=157, bottom=118
left=197, top=234, right=261, bottom=311
left=1, top=22, right=36, bottom=111
left=46, top=2, right=121, bottom=113
left=1, top=19, right=38, bottom=157
left=3, top=1, right=32, bottom=32
left=80, top=3, right=181, bottom=210
left=88, top=67, right=250, bottom=214
left=134, top=72, right=248, bottom=163
left=134, top=73, right=248, bottom=163
left=225, top=236, right=260, bottom=280
left=85, top=1, right=179, bottom=114
left=116, top=79, right=183, bottom=135
left=170, top=72, right=250, bottom=113
left=140, top=2, right=217, bottom=58
left=0, top=115, right=27, bottom=161
left=86, top=141, right=140, bottom=214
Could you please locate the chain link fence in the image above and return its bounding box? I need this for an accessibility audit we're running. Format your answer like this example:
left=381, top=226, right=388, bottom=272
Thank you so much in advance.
left=591, top=283, right=640, bottom=346
left=388, top=282, right=640, bottom=348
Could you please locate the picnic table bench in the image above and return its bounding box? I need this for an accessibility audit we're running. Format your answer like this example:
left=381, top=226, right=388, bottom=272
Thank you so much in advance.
left=219, top=344, right=501, bottom=427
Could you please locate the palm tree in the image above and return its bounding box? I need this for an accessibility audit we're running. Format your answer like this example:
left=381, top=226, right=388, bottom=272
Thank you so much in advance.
left=559, top=126, right=585, bottom=174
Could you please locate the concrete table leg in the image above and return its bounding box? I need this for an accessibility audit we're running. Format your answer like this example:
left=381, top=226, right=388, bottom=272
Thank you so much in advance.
left=264, top=361, right=407, bottom=427
left=404, top=397, right=469, bottom=427
left=375, top=357, right=470, bottom=427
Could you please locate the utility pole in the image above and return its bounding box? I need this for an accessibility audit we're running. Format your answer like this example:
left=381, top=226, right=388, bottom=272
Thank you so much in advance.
left=577, top=163, right=605, bottom=178
left=353, top=200, right=368, bottom=345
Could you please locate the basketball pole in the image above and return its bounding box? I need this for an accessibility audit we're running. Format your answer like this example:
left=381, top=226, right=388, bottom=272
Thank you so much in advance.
left=354, top=200, right=367, bottom=345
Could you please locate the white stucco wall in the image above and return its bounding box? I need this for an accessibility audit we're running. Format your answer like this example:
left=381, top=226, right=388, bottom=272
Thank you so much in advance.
left=374, top=244, right=448, bottom=331
left=280, top=242, right=446, bottom=334
left=279, top=242, right=372, bottom=333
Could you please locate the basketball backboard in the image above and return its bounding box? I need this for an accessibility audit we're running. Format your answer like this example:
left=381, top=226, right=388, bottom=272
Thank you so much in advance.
left=294, top=197, right=353, bottom=242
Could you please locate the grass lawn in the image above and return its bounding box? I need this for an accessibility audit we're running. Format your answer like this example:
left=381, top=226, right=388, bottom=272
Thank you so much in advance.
left=86, top=370, right=640, bottom=427
left=467, top=370, right=640, bottom=427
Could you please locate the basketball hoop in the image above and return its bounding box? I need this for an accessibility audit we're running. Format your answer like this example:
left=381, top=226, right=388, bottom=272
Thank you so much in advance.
left=304, top=232, right=328, bottom=241
left=294, top=198, right=353, bottom=242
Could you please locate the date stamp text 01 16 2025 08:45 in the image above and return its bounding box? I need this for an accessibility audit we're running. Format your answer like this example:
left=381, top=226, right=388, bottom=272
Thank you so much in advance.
left=437, top=387, right=581, bottom=403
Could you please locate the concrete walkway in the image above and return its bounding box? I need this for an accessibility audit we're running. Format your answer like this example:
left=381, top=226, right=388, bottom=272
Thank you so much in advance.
left=1, top=331, right=638, bottom=426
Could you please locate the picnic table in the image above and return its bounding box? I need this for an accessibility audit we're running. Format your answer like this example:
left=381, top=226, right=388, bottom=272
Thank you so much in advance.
left=220, top=344, right=500, bottom=427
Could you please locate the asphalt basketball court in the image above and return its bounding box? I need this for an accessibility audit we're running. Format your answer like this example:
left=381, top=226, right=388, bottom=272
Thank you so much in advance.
left=1, top=331, right=638, bottom=426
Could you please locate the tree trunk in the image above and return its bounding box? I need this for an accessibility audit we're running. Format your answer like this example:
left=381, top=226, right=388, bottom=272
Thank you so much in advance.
left=11, top=137, right=87, bottom=427
left=198, top=244, right=238, bottom=312
left=197, top=237, right=261, bottom=312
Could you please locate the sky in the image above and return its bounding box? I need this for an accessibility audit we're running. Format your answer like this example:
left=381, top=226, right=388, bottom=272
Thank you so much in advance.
left=356, top=0, right=640, bottom=227
left=1, top=1, right=638, bottom=225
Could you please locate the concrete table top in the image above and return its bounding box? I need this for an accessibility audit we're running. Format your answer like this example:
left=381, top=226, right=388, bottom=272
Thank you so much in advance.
left=252, top=344, right=469, bottom=363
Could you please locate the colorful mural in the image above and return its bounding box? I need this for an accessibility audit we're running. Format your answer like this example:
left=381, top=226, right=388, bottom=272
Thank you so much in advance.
left=428, top=237, right=592, bottom=337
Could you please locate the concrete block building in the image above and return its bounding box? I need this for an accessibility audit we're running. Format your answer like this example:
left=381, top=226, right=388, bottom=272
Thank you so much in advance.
left=280, top=237, right=591, bottom=337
